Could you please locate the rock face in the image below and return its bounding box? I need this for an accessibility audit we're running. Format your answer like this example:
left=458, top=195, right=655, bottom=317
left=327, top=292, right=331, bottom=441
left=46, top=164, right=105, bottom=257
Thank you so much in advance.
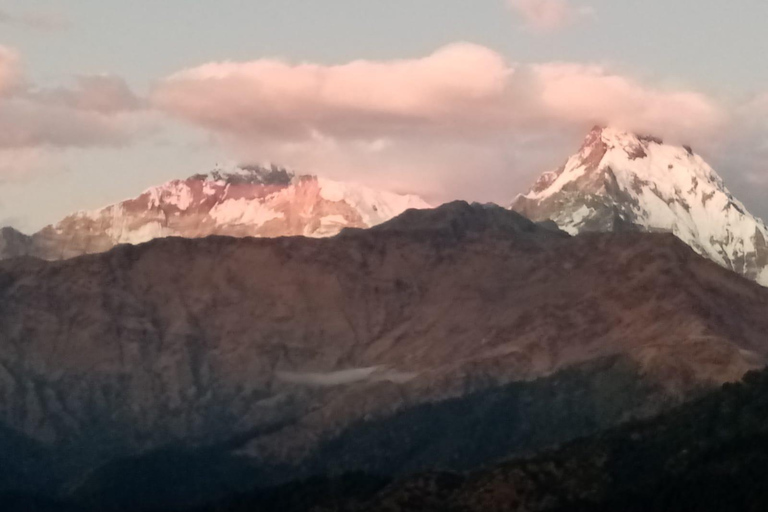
left=1, top=201, right=768, bottom=471
left=512, top=126, right=768, bottom=286
left=0, top=165, right=430, bottom=261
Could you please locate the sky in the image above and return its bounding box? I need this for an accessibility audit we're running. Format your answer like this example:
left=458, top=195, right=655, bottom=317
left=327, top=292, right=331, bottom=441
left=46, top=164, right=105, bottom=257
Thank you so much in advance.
left=1, top=0, right=767, bottom=231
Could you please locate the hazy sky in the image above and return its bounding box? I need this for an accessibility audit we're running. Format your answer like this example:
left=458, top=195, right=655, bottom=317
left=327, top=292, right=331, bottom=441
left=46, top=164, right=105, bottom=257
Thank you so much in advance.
left=1, top=0, right=767, bottom=231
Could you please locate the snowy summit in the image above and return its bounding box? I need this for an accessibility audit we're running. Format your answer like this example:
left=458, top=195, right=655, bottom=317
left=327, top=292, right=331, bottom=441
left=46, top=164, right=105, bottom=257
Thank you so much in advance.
left=0, top=165, right=430, bottom=261
left=512, top=126, right=768, bottom=286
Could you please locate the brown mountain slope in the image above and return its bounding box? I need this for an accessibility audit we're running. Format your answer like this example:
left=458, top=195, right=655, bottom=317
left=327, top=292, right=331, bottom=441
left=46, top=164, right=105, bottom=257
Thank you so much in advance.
left=0, top=202, right=767, bottom=466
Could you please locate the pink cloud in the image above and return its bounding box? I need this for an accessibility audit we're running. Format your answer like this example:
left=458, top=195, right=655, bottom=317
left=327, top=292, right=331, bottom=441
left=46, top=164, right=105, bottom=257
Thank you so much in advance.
left=154, top=43, right=725, bottom=149
left=506, top=0, right=593, bottom=31
left=0, top=147, right=56, bottom=182
left=0, top=46, right=23, bottom=96
left=0, top=46, right=145, bottom=150
left=152, top=43, right=727, bottom=201
left=154, top=43, right=511, bottom=141
left=0, top=101, right=135, bottom=149
left=33, top=74, right=143, bottom=114
left=531, top=63, right=726, bottom=142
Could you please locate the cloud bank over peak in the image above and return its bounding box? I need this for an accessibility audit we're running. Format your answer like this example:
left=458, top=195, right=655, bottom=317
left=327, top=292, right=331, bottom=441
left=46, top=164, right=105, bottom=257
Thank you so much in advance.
left=151, top=42, right=728, bottom=199
left=531, top=62, right=726, bottom=140
left=2, top=40, right=766, bottom=221
left=154, top=43, right=724, bottom=146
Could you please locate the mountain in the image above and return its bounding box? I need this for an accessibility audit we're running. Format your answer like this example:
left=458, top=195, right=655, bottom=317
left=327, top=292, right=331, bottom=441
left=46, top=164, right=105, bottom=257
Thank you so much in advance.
left=512, top=126, right=768, bottom=286
left=0, top=165, right=430, bottom=261
left=2, top=201, right=768, bottom=508
left=0, top=228, right=34, bottom=260
left=16, top=352, right=768, bottom=512
left=242, top=365, right=768, bottom=512
left=65, top=356, right=668, bottom=511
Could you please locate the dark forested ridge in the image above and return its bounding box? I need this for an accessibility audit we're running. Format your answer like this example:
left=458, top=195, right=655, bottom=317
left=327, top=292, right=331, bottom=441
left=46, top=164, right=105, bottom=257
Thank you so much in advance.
left=182, top=364, right=768, bottom=512
left=16, top=356, right=668, bottom=511
left=33, top=358, right=768, bottom=512
left=298, top=355, right=672, bottom=477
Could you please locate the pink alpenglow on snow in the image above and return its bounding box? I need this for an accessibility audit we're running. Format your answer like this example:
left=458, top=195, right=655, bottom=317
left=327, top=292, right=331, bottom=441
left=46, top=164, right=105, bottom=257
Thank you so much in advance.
left=0, top=165, right=431, bottom=261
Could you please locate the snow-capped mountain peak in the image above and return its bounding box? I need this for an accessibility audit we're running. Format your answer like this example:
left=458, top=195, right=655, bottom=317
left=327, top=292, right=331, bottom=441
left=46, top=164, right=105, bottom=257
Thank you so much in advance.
left=512, top=126, right=768, bottom=285
left=7, top=165, right=431, bottom=260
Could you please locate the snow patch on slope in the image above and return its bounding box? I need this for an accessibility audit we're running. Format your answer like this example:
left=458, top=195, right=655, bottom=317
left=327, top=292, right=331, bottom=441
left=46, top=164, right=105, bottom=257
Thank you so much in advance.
left=276, top=367, right=419, bottom=387
left=318, top=177, right=431, bottom=226
left=147, top=181, right=195, bottom=210
left=210, top=198, right=284, bottom=226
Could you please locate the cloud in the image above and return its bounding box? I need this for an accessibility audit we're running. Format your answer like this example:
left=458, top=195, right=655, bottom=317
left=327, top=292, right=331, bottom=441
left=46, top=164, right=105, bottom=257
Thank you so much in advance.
left=0, top=46, right=23, bottom=95
left=0, top=46, right=146, bottom=150
left=152, top=43, right=727, bottom=200
left=154, top=43, right=724, bottom=144
left=0, top=8, right=69, bottom=31
left=153, top=43, right=512, bottom=142
left=33, top=74, right=144, bottom=114
left=0, top=147, right=55, bottom=181
left=531, top=63, right=726, bottom=140
left=506, top=0, right=593, bottom=31
left=0, top=101, right=136, bottom=149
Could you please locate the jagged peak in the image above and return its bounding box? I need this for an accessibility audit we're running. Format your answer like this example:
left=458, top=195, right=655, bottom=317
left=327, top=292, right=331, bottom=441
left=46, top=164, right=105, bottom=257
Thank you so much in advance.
left=189, top=163, right=299, bottom=186
left=580, top=125, right=607, bottom=150
left=521, top=125, right=716, bottom=203
left=584, top=126, right=697, bottom=160
left=512, top=125, right=768, bottom=286
left=581, top=126, right=662, bottom=160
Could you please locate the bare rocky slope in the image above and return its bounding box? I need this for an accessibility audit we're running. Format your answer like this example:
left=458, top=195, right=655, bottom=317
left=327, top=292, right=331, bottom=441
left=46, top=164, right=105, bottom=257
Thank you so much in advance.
left=512, top=126, right=768, bottom=285
left=0, top=165, right=429, bottom=261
